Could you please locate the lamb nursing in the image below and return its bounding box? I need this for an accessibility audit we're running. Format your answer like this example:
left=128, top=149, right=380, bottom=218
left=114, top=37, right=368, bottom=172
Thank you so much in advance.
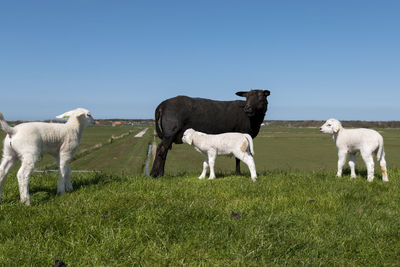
left=182, top=128, right=257, bottom=181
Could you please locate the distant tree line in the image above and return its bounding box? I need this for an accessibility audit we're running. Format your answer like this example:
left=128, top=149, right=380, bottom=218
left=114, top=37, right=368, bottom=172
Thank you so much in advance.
left=264, top=120, right=400, bottom=128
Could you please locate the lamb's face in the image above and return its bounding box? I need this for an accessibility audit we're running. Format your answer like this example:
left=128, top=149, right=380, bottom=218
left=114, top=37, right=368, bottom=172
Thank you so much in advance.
left=320, top=119, right=342, bottom=134
left=81, top=109, right=96, bottom=127
left=182, top=129, right=195, bottom=145
left=57, top=108, right=95, bottom=127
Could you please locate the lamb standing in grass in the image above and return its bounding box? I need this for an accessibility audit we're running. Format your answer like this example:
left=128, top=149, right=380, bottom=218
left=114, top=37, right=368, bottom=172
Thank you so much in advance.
left=0, top=108, right=95, bottom=205
left=182, top=128, right=257, bottom=181
left=320, top=118, right=388, bottom=182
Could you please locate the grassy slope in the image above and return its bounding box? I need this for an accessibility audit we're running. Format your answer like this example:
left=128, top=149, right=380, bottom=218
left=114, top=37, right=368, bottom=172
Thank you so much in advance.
left=1, top=170, right=400, bottom=265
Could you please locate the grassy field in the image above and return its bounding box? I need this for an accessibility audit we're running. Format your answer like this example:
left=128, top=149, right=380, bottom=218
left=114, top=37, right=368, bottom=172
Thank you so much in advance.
left=0, top=125, right=400, bottom=265
left=162, top=126, right=400, bottom=176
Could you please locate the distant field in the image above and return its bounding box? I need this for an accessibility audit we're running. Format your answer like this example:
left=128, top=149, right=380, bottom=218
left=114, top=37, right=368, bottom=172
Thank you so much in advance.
left=161, top=126, right=400, bottom=177
left=70, top=127, right=152, bottom=175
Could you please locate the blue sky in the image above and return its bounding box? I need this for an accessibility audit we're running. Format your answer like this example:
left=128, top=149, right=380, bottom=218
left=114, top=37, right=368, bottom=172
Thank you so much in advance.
left=1, top=1, right=399, bottom=121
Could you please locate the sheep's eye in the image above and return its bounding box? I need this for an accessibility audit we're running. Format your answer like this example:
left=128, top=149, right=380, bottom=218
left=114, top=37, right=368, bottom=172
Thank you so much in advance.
left=327, top=124, right=331, bottom=127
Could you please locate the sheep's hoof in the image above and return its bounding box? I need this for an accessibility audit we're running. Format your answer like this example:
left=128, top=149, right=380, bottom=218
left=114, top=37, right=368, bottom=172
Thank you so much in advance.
left=208, top=177, right=215, bottom=180
left=65, top=186, right=73, bottom=192
left=198, top=176, right=206, bottom=180
left=21, top=199, right=30, bottom=206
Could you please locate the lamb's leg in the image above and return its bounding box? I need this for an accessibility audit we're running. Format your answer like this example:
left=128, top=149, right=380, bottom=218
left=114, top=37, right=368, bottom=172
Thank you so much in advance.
left=199, top=157, right=209, bottom=179
left=348, top=153, right=357, bottom=179
left=379, top=154, right=388, bottom=182
left=240, top=153, right=257, bottom=182
left=58, top=155, right=72, bottom=195
left=337, top=150, right=347, bottom=177
left=0, top=154, right=16, bottom=203
left=208, top=150, right=217, bottom=180
left=64, top=163, right=73, bottom=192
left=17, top=156, right=36, bottom=205
left=361, top=151, right=375, bottom=182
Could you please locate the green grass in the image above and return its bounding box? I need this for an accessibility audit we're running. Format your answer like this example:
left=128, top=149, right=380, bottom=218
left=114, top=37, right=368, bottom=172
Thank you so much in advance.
left=1, top=170, right=400, bottom=265
left=1, top=125, right=400, bottom=265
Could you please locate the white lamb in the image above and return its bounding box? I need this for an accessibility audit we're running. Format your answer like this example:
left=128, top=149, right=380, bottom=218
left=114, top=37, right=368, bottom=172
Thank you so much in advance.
left=182, top=128, right=257, bottom=181
left=320, top=118, right=388, bottom=182
left=0, top=108, right=95, bottom=205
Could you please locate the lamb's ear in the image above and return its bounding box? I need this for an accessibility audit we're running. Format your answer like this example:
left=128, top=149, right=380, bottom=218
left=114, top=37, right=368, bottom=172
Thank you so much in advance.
left=235, top=91, right=248, bottom=97
left=56, top=111, right=72, bottom=119
left=332, top=122, right=340, bottom=133
left=264, top=90, right=270, bottom=97
left=186, top=131, right=194, bottom=145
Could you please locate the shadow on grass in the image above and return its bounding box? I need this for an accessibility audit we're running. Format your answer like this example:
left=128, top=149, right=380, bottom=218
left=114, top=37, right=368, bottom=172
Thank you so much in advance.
left=159, top=170, right=252, bottom=180
left=29, top=172, right=123, bottom=204
left=342, top=168, right=386, bottom=181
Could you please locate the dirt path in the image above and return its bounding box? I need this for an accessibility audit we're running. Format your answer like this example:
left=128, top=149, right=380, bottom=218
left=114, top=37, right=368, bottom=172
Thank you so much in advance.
left=134, top=128, right=149, bottom=137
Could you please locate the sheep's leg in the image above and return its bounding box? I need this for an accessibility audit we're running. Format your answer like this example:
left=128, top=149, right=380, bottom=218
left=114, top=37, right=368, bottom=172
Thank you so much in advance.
left=0, top=154, right=17, bottom=203
left=348, top=153, right=357, bottom=179
left=379, top=154, right=388, bottom=182
left=17, top=156, right=36, bottom=206
left=240, top=153, right=257, bottom=182
left=199, top=157, right=209, bottom=179
left=150, top=136, right=175, bottom=178
left=337, top=150, right=347, bottom=177
left=208, top=150, right=217, bottom=180
left=235, top=158, right=241, bottom=175
left=361, top=151, right=375, bottom=182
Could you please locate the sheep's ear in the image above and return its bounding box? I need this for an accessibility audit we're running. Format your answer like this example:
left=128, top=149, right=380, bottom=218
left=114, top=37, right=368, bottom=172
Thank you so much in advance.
left=56, top=111, right=72, bottom=119
left=235, top=91, right=248, bottom=97
left=264, top=90, right=270, bottom=96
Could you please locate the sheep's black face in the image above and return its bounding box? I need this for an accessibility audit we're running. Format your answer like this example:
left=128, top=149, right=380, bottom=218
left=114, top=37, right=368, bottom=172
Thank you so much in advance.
left=236, top=89, right=270, bottom=117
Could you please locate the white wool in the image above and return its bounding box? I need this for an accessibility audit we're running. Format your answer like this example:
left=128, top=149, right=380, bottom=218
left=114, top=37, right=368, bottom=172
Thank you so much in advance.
left=320, top=118, right=388, bottom=182
left=182, top=128, right=257, bottom=181
left=0, top=108, right=95, bottom=205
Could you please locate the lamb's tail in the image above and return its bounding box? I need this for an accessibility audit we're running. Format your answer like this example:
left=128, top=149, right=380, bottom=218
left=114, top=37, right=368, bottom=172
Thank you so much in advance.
left=245, top=134, right=255, bottom=156
left=154, top=105, right=164, bottom=140
left=377, top=137, right=385, bottom=162
left=0, top=112, right=15, bottom=136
